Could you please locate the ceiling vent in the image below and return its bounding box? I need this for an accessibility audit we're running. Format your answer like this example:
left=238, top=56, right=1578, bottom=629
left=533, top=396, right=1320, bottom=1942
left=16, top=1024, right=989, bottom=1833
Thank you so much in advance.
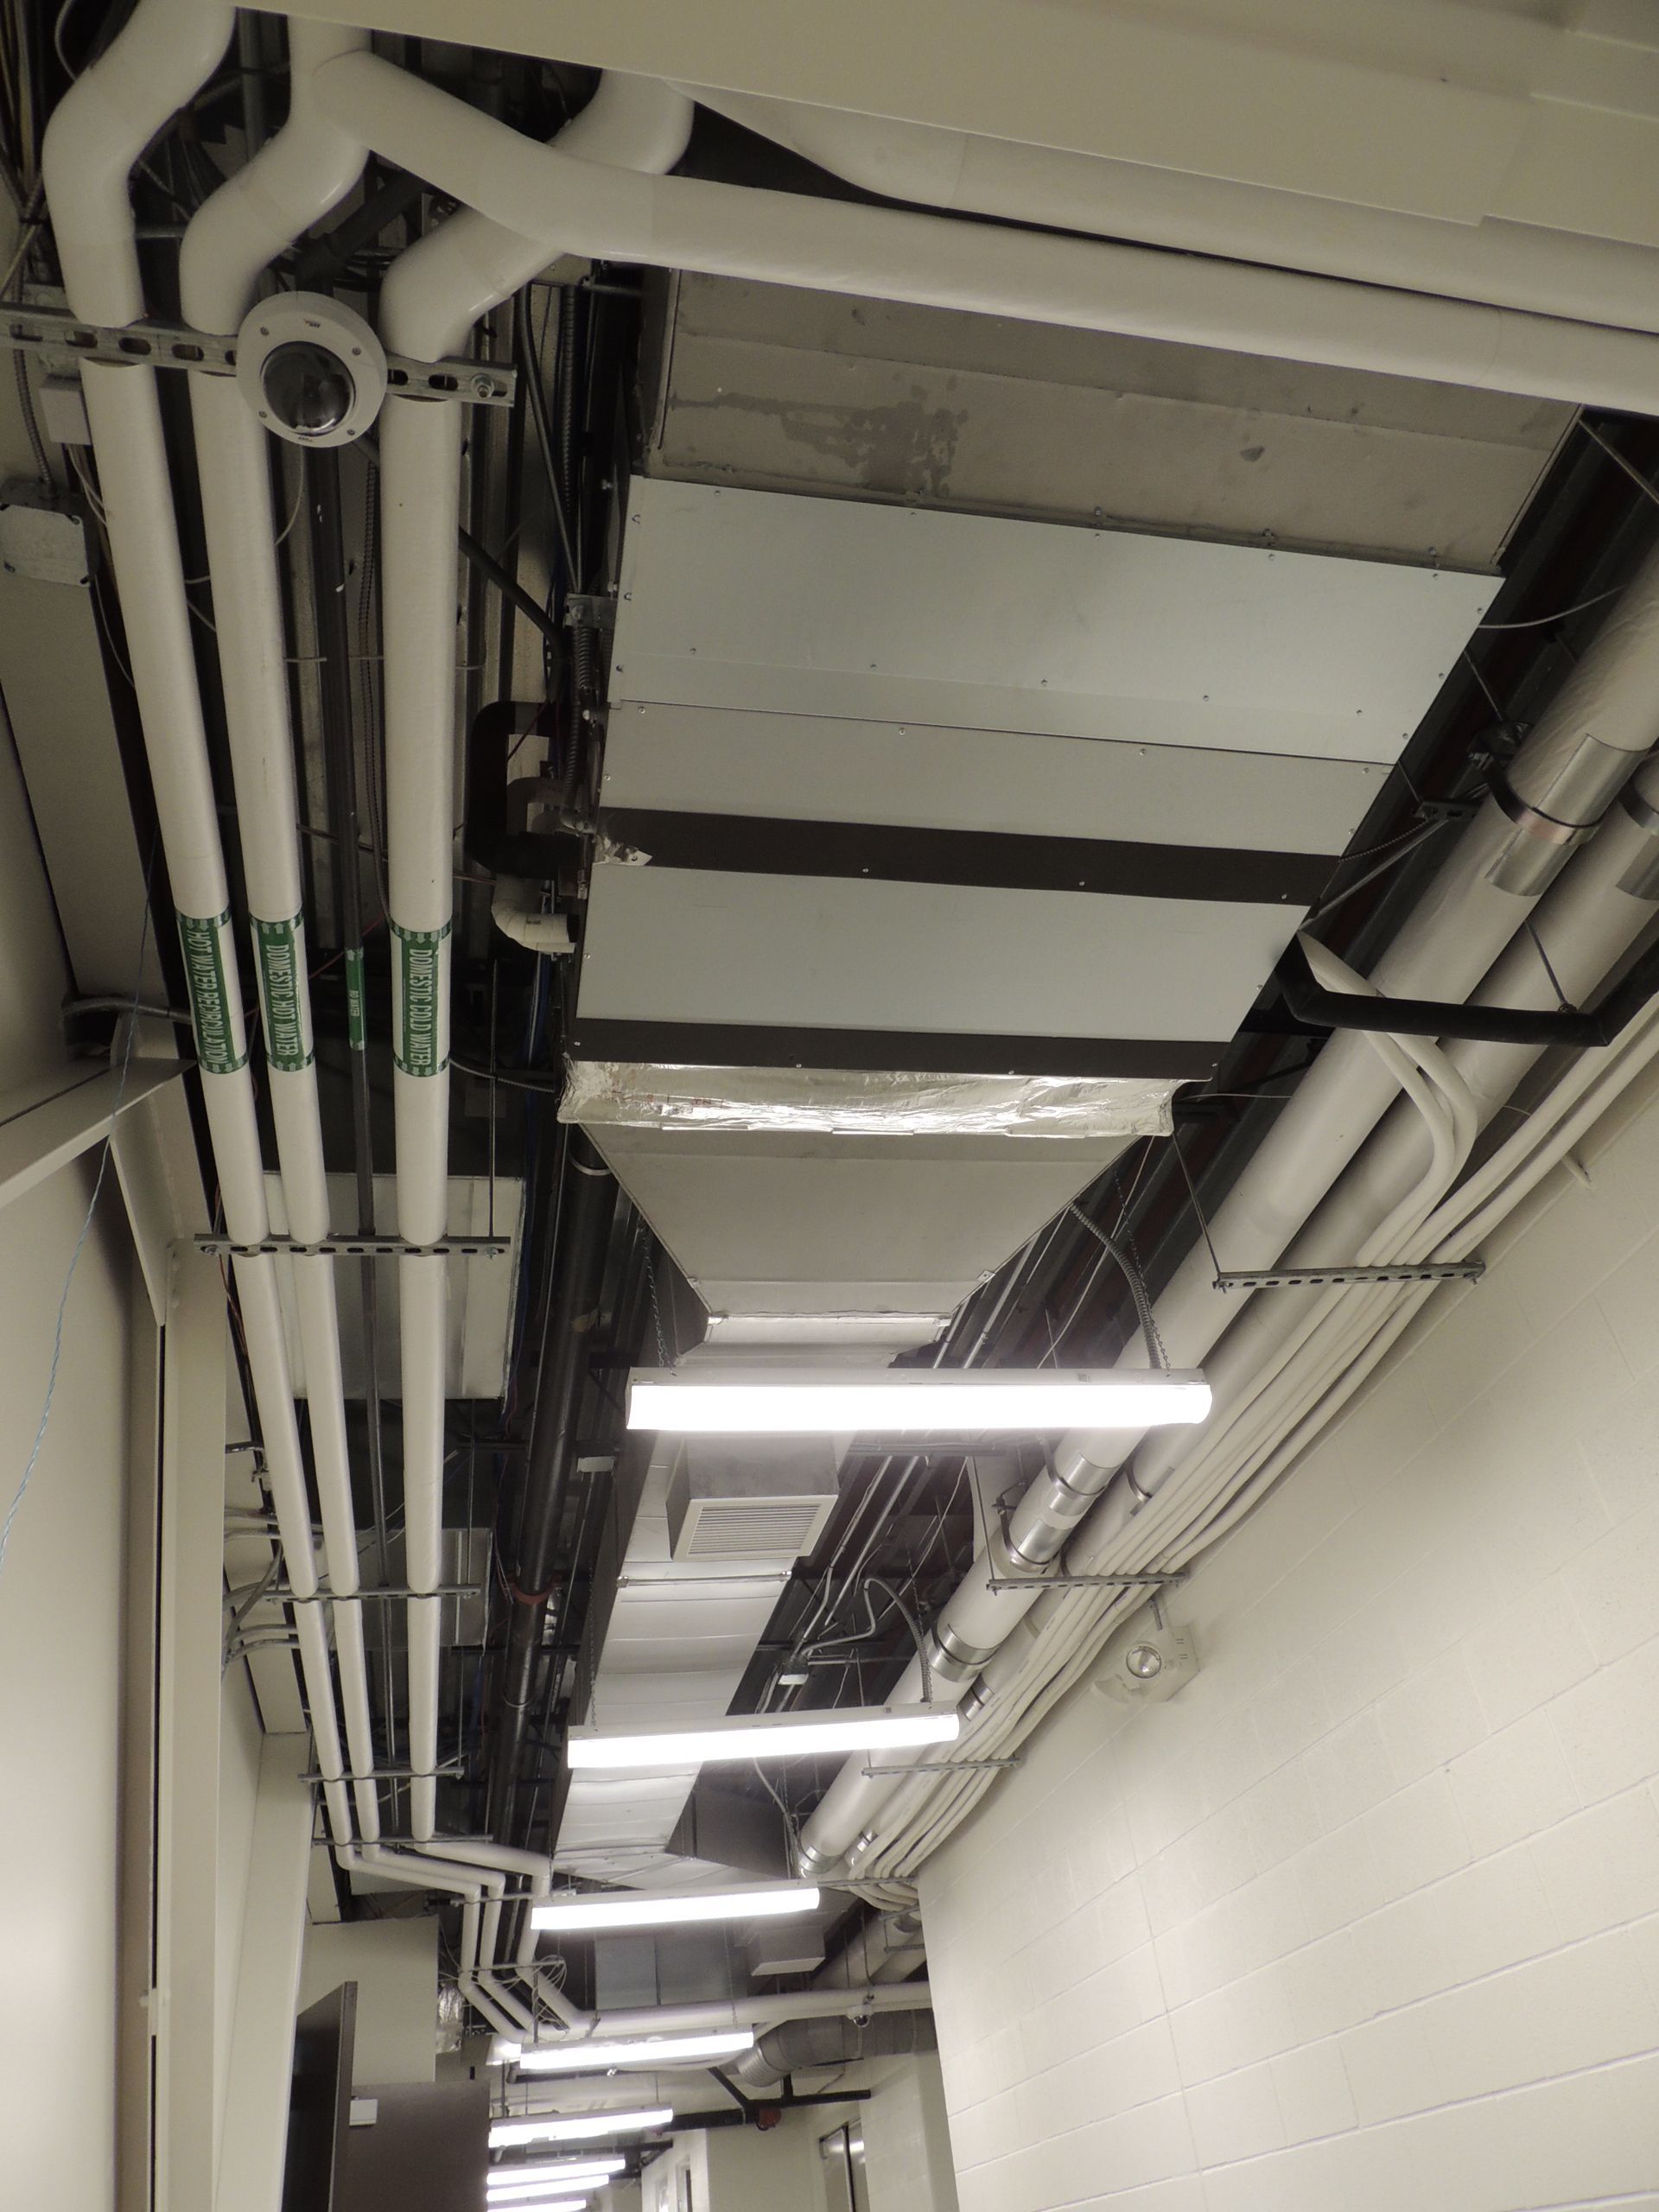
left=666, top=1437, right=839, bottom=1562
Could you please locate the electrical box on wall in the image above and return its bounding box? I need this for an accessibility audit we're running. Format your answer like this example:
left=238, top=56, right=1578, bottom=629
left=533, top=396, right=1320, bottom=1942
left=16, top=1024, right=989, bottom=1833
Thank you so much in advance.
left=1094, top=1618, right=1198, bottom=1706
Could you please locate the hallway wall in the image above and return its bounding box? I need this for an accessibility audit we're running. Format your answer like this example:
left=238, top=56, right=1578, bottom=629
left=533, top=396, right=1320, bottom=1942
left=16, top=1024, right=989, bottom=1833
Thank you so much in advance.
left=920, top=1065, right=1659, bottom=2210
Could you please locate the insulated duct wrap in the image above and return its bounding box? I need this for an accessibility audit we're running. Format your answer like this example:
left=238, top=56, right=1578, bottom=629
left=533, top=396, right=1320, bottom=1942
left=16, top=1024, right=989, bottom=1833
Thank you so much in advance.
left=560, top=1060, right=1178, bottom=1139
left=730, top=2008, right=938, bottom=2089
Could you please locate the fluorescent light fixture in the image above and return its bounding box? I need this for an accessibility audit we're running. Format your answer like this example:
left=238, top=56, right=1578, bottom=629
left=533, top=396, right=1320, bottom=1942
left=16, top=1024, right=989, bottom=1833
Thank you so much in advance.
left=484, top=2199, right=588, bottom=2212
left=489, top=2159, right=625, bottom=2190
left=531, top=1883, right=821, bottom=1936
left=489, top=2108, right=672, bottom=2150
left=505, top=2029, right=754, bottom=2075
left=490, top=2182, right=607, bottom=2198
left=626, top=1365, right=1211, bottom=1435
left=566, top=1703, right=960, bottom=1772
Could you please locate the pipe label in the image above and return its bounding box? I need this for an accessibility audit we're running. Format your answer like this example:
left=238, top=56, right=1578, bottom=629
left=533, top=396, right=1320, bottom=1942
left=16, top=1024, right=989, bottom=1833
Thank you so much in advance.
left=177, top=910, right=247, bottom=1076
left=345, top=946, right=366, bottom=1053
left=392, top=920, right=450, bottom=1077
left=253, top=915, right=314, bottom=1073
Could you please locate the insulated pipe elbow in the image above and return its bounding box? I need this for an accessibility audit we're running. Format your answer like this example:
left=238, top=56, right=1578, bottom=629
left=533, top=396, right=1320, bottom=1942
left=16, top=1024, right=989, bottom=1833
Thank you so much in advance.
left=178, top=22, right=370, bottom=334
left=42, top=0, right=235, bottom=325
left=312, top=51, right=1659, bottom=414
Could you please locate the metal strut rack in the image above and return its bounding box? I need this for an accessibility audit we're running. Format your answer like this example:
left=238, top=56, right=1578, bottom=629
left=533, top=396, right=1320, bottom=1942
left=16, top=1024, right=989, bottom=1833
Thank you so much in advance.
left=2, top=301, right=516, bottom=404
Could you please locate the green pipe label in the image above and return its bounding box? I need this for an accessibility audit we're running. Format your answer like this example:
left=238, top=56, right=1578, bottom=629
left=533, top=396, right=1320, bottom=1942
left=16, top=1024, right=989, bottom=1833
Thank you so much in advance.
left=345, top=946, right=366, bottom=1053
left=392, top=920, right=450, bottom=1077
left=178, top=909, right=247, bottom=1076
left=252, top=915, right=313, bottom=1072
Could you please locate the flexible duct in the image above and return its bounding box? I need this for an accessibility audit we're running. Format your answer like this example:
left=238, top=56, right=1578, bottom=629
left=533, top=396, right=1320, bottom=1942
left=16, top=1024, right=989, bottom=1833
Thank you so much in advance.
left=683, top=86, right=1659, bottom=339
left=41, top=0, right=356, bottom=1852
left=731, top=2009, right=937, bottom=2091
left=373, top=70, right=691, bottom=1845
left=308, top=50, right=1659, bottom=414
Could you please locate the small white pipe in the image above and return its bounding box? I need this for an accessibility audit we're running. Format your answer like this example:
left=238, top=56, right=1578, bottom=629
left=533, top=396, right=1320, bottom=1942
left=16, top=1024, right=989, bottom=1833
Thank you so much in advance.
left=683, top=85, right=1659, bottom=340
left=311, top=50, right=1659, bottom=414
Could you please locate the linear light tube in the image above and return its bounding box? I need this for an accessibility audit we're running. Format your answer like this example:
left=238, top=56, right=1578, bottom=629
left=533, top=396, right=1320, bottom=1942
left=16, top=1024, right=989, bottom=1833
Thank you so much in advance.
left=488, top=2160, right=626, bottom=2189
left=489, top=2109, right=672, bottom=2149
left=503, top=2029, right=754, bottom=2074
left=488, top=2185, right=610, bottom=2201
left=566, top=1704, right=960, bottom=1771
left=488, top=2185, right=606, bottom=2202
left=626, top=1366, right=1211, bottom=1435
left=483, top=2199, right=587, bottom=2212
left=531, top=1883, right=821, bottom=1935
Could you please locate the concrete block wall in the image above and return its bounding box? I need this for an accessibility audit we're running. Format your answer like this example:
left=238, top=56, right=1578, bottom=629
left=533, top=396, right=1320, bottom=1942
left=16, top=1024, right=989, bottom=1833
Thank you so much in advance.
left=918, top=1070, right=1659, bottom=2210
left=864, top=2053, right=962, bottom=2212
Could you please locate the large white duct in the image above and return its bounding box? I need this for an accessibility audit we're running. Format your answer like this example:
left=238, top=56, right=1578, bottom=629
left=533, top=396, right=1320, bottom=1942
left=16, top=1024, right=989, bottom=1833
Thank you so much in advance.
left=307, top=50, right=1659, bottom=414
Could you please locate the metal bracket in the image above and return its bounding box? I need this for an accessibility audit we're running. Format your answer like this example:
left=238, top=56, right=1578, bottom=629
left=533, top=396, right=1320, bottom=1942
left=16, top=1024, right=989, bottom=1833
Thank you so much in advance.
left=302, top=1758, right=467, bottom=1785
left=985, top=1570, right=1187, bottom=1592
left=283, top=1584, right=482, bottom=1605
left=1215, top=1261, right=1485, bottom=1292
left=3, top=302, right=515, bottom=405
left=1270, top=931, right=1659, bottom=1050
left=564, top=590, right=617, bottom=632
left=861, top=1756, right=1023, bottom=1776
left=194, top=1233, right=512, bottom=1258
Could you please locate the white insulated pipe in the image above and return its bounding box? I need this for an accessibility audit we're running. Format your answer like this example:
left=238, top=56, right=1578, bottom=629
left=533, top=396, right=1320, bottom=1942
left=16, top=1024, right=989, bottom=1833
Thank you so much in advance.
left=1126, top=761, right=1659, bottom=1506
left=306, top=50, right=1659, bottom=416
left=683, top=86, right=1659, bottom=340
left=179, top=21, right=378, bottom=1835
left=41, top=0, right=356, bottom=1850
left=373, top=72, right=694, bottom=1842
left=800, top=540, right=1659, bottom=1871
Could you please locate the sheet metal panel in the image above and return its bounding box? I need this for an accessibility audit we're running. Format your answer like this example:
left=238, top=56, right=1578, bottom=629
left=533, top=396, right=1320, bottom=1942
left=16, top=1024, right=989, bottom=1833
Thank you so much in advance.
left=609, top=479, right=1497, bottom=765
left=579, top=865, right=1297, bottom=1049
left=600, top=700, right=1388, bottom=856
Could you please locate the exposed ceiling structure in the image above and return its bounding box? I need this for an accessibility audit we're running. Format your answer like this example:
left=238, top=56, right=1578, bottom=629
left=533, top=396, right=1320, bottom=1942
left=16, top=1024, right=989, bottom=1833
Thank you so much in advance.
left=10, top=0, right=1659, bottom=2199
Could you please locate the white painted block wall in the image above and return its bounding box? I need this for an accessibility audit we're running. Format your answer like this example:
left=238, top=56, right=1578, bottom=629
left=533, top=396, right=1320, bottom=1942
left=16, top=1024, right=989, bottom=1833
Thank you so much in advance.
left=864, top=2053, right=962, bottom=2212
left=920, top=1068, right=1659, bottom=2211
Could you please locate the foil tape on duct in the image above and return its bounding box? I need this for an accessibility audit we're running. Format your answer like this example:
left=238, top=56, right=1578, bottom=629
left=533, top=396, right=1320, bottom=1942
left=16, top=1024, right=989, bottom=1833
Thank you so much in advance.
left=560, top=1058, right=1177, bottom=1140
